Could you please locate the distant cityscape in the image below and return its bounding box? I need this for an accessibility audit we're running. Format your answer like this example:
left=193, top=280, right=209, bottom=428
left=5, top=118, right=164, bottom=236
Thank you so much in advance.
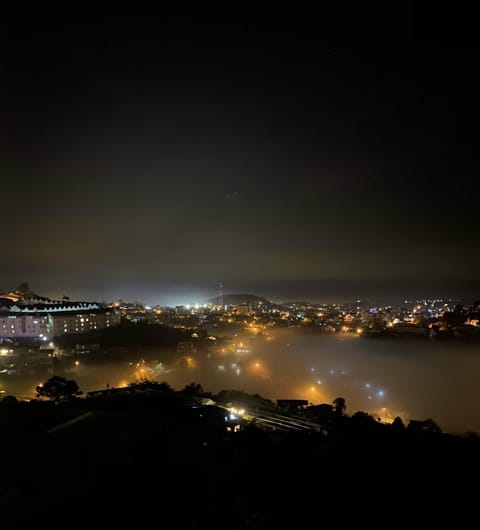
left=1, top=283, right=479, bottom=378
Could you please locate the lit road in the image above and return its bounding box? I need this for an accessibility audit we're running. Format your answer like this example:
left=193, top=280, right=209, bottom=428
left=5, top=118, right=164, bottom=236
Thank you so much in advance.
left=253, top=411, right=323, bottom=432
left=227, top=405, right=324, bottom=433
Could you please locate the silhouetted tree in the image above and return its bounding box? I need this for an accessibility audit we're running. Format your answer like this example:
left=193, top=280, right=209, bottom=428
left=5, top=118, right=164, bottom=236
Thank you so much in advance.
left=182, top=381, right=213, bottom=399
left=333, top=397, right=346, bottom=416
left=352, top=410, right=374, bottom=421
left=465, top=431, right=480, bottom=441
left=182, top=382, right=204, bottom=394
left=36, top=376, right=82, bottom=403
left=350, top=411, right=380, bottom=437
left=391, top=416, right=406, bottom=431
left=1, top=395, right=18, bottom=407
left=128, top=379, right=174, bottom=392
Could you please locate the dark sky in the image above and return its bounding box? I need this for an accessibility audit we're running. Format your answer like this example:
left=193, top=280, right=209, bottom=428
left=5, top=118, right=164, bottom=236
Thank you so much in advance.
left=1, top=10, right=479, bottom=305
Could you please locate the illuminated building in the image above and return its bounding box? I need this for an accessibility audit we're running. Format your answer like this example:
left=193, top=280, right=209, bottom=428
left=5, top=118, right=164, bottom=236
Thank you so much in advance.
left=0, top=293, right=120, bottom=340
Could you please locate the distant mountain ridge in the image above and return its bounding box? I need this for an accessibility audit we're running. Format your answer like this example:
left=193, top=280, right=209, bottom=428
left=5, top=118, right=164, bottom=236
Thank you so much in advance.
left=207, top=293, right=272, bottom=306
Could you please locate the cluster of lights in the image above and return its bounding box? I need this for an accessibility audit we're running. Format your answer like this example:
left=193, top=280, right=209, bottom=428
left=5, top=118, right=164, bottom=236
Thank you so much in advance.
left=228, top=407, right=246, bottom=420
left=364, top=383, right=385, bottom=400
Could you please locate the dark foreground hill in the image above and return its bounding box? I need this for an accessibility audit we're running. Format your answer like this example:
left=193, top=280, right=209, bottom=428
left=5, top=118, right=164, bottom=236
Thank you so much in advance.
left=1, top=384, right=479, bottom=528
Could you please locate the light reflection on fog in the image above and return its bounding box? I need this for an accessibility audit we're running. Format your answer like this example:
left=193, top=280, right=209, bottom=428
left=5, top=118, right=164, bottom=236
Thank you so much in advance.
left=3, top=329, right=480, bottom=435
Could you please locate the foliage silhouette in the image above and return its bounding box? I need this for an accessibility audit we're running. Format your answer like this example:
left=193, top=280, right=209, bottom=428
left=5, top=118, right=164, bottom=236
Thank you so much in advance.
left=36, top=376, right=82, bottom=403
left=333, top=396, right=346, bottom=415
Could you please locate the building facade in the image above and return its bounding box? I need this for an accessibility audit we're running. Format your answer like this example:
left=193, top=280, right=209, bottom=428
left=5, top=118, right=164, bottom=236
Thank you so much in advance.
left=0, top=295, right=120, bottom=341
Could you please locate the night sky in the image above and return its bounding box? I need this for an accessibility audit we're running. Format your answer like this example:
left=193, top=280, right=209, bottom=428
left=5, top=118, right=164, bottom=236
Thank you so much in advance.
left=1, top=11, right=479, bottom=305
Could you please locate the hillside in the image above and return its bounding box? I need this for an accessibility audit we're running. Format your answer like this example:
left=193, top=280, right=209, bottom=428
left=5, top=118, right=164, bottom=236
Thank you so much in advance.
left=1, top=383, right=480, bottom=527
left=208, top=293, right=273, bottom=306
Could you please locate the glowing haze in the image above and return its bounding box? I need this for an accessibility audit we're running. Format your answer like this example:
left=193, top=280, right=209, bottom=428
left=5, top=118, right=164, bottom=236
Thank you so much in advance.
left=6, top=330, right=480, bottom=435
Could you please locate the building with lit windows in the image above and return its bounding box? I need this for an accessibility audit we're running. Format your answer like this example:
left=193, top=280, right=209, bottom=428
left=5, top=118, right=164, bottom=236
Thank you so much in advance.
left=0, top=292, right=120, bottom=341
